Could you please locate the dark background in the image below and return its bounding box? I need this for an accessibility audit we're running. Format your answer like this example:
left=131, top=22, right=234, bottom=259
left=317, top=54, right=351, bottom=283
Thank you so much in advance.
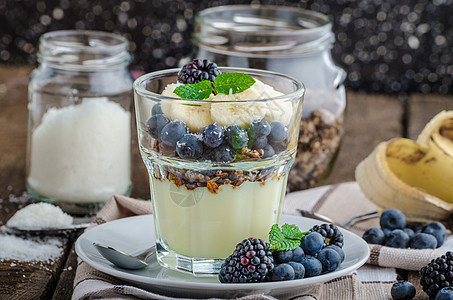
left=1, top=0, right=452, bottom=95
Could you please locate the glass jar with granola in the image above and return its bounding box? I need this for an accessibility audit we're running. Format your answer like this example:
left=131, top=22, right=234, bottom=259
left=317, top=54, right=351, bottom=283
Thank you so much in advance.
left=192, top=6, right=346, bottom=191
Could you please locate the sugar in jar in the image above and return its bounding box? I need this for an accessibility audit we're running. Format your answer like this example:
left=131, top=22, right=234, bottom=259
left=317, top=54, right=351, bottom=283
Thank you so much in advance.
left=27, top=30, right=133, bottom=215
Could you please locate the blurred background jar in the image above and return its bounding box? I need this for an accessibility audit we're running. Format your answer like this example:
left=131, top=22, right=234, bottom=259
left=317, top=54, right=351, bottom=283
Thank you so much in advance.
left=27, top=30, right=133, bottom=215
left=191, top=5, right=346, bottom=191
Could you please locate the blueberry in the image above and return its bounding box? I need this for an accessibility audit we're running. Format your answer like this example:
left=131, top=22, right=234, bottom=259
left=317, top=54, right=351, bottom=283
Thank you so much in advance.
left=251, top=136, right=268, bottom=150
left=269, top=138, right=288, bottom=153
left=146, top=114, right=169, bottom=139
left=224, top=125, right=248, bottom=149
left=403, top=228, right=415, bottom=239
left=247, top=119, right=271, bottom=141
left=203, top=123, right=224, bottom=148
left=383, top=228, right=392, bottom=238
left=380, top=209, right=406, bottom=230
left=151, top=103, right=163, bottom=116
left=299, top=255, right=322, bottom=277
left=410, top=233, right=438, bottom=249
left=292, top=247, right=305, bottom=262
left=391, top=280, right=416, bottom=300
left=317, top=248, right=341, bottom=273
left=406, top=222, right=424, bottom=234
left=287, top=261, right=305, bottom=279
left=272, top=250, right=293, bottom=264
left=325, top=245, right=344, bottom=263
left=161, top=120, right=188, bottom=146
left=300, top=232, right=324, bottom=255
left=176, top=134, right=203, bottom=159
left=262, top=144, right=275, bottom=158
left=436, top=287, right=453, bottom=300
left=423, top=222, right=446, bottom=247
left=362, top=227, right=386, bottom=245
left=268, top=263, right=295, bottom=281
left=268, top=122, right=288, bottom=143
left=214, top=144, right=235, bottom=163
left=385, top=229, right=410, bottom=248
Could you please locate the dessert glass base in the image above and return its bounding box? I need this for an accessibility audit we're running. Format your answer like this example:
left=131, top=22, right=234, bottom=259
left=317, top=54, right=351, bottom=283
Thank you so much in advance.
left=26, top=184, right=132, bottom=216
left=143, top=153, right=292, bottom=275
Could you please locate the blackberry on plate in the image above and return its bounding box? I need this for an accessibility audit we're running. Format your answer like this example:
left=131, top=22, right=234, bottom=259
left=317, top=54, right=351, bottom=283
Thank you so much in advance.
left=219, top=238, right=274, bottom=283
left=310, top=223, right=344, bottom=248
left=391, top=280, right=416, bottom=300
left=420, top=251, right=453, bottom=299
left=178, top=59, right=221, bottom=84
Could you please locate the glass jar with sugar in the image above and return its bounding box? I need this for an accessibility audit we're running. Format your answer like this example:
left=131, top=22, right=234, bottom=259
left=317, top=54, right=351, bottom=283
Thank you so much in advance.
left=191, top=6, right=346, bottom=191
left=27, top=30, right=133, bottom=215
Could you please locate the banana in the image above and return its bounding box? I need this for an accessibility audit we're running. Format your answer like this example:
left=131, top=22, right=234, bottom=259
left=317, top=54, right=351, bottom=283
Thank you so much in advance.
left=355, top=138, right=453, bottom=222
left=263, top=100, right=293, bottom=126
left=161, top=83, right=213, bottom=132
left=356, top=110, right=453, bottom=221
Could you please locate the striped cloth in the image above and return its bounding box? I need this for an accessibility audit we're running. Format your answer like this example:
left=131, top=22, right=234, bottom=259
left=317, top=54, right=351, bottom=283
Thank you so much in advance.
left=72, top=182, right=452, bottom=300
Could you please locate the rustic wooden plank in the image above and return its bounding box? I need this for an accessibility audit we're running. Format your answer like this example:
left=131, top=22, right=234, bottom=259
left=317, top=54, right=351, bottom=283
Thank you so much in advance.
left=52, top=238, right=80, bottom=300
left=407, top=94, right=453, bottom=140
left=326, top=91, right=404, bottom=184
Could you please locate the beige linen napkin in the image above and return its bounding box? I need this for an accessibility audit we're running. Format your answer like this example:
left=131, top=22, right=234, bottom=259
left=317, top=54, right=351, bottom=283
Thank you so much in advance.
left=73, top=182, right=451, bottom=299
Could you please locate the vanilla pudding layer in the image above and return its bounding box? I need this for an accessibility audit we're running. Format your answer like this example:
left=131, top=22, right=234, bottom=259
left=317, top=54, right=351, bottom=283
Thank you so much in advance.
left=143, top=152, right=293, bottom=259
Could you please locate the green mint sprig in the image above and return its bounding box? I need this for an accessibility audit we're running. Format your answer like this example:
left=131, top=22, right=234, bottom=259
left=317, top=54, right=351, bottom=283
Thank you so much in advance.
left=269, top=224, right=310, bottom=251
left=173, top=73, right=256, bottom=100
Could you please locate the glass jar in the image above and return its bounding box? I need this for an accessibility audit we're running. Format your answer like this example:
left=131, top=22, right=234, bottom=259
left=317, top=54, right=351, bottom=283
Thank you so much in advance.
left=192, top=5, right=346, bottom=191
left=27, top=30, right=133, bottom=215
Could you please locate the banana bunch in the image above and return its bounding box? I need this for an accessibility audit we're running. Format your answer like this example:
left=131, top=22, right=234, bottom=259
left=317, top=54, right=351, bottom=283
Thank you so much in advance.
left=355, top=110, right=453, bottom=222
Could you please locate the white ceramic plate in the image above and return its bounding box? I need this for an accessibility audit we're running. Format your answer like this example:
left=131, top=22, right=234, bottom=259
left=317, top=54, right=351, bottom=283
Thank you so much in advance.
left=75, top=214, right=370, bottom=299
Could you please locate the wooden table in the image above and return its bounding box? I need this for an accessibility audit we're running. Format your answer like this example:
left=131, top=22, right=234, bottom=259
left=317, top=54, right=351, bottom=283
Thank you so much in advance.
left=1, top=64, right=453, bottom=299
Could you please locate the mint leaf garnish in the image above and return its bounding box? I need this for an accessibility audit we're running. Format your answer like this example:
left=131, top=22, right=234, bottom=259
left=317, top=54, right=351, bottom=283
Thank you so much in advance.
left=214, top=73, right=256, bottom=95
left=269, top=224, right=310, bottom=251
left=173, top=80, right=213, bottom=100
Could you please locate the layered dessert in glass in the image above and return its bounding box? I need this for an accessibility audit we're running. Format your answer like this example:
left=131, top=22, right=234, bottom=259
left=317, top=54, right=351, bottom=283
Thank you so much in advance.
left=133, top=60, right=304, bottom=275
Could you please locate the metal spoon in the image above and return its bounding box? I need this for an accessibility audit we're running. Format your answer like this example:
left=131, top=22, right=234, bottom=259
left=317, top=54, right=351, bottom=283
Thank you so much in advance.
left=93, top=242, right=156, bottom=269
left=4, top=223, right=90, bottom=234
left=297, top=209, right=378, bottom=228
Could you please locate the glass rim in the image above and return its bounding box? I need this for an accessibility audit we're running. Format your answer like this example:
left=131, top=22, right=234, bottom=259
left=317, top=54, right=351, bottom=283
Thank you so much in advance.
left=196, top=5, right=332, bottom=36
left=133, top=67, right=305, bottom=103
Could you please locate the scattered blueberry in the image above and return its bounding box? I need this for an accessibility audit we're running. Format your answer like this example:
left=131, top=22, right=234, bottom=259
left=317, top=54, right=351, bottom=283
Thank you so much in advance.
left=436, top=287, right=453, bottom=300
left=262, top=144, right=275, bottom=158
left=224, top=125, right=248, bottom=149
left=403, top=228, right=415, bottom=239
left=203, top=123, right=224, bottom=148
left=146, top=114, right=169, bottom=139
left=292, top=247, right=305, bottom=262
left=269, top=263, right=295, bottom=281
left=325, top=245, right=345, bottom=263
left=380, top=209, right=406, bottom=230
left=287, top=261, right=305, bottom=279
left=385, top=229, right=410, bottom=248
left=317, top=248, right=341, bottom=273
left=273, top=250, right=293, bottom=264
left=214, top=144, right=236, bottom=163
left=423, top=222, right=446, bottom=247
left=362, top=227, right=386, bottom=245
left=300, top=232, right=325, bottom=255
left=161, top=120, right=188, bottom=146
left=391, top=280, right=416, bottom=300
left=383, top=228, right=392, bottom=238
left=251, top=136, right=268, bottom=150
left=299, top=255, right=323, bottom=278
left=406, top=222, right=424, bottom=234
left=410, top=233, right=438, bottom=249
left=268, top=121, right=288, bottom=143
left=151, top=103, right=163, bottom=116
left=176, top=134, right=203, bottom=159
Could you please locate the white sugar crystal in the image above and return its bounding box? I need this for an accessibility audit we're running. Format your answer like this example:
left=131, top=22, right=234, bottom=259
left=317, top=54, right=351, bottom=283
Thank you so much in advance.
left=6, top=202, right=73, bottom=228
left=0, top=235, right=62, bottom=262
